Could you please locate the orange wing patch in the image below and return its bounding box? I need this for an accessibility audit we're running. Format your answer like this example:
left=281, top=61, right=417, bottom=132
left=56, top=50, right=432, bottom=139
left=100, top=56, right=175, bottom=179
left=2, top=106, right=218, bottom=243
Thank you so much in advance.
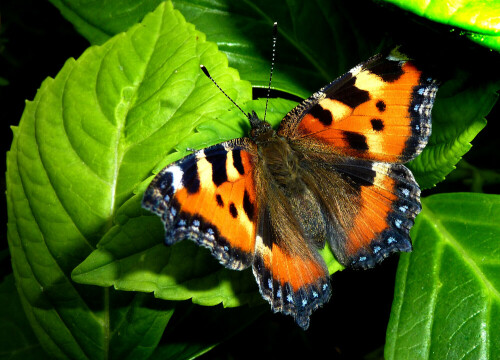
left=346, top=168, right=398, bottom=254
left=256, top=237, right=326, bottom=292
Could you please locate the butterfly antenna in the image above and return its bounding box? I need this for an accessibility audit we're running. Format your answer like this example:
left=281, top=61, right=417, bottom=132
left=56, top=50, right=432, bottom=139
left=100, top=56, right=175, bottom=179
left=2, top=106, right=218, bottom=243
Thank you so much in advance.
left=200, top=65, right=251, bottom=120
left=264, top=22, right=278, bottom=122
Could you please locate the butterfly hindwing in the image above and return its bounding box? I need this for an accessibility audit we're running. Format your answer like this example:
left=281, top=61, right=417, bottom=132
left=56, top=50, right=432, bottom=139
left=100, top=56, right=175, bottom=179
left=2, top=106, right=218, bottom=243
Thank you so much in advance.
left=253, top=203, right=331, bottom=330
left=142, top=138, right=259, bottom=270
left=327, top=159, right=420, bottom=268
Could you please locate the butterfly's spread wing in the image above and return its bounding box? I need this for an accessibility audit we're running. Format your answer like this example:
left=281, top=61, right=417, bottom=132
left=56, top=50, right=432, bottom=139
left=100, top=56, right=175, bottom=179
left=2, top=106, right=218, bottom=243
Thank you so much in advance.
left=278, top=50, right=438, bottom=163
left=253, top=192, right=331, bottom=330
left=253, top=183, right=331, bottom=330
left=142, top=139, right=258, bottom=270
left=277, top=50, right=438, bottom=269
left=299, top=155, right=421, bottom=269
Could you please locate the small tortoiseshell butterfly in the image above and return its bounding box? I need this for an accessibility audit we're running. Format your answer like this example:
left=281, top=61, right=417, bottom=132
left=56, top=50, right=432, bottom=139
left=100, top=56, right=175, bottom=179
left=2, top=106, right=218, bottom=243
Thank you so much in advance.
left=142, top=44, right=438, bottom=329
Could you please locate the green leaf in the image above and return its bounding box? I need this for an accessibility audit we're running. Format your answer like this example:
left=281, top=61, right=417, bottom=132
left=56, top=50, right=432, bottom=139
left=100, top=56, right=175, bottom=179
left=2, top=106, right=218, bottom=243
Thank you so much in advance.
left=107, top=293, right=175, bottom=360
left=0, top=275, right=51, bottom=360
left=170, top=0, right=386, bottom=97
left=407, top=74, right=500, bottom=189
left=386, top=193, right=500, bottom=359
left=467, top=31, right=500, bottom=53
left=380, top=0, right=500, bottom=52
left=49, top=0, right=388, bottom=97
left=48, top=0, right=166, bottom=45
left=6, top=2, right=221, bottom=358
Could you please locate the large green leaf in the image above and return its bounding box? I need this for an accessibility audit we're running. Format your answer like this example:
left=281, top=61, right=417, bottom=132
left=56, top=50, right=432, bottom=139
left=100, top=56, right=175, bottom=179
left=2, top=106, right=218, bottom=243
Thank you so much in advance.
left=386, top=193, right=500, bottom=359
left=380, top=0, right=500, bottom=52
left=8, top=113, right=175, bottom=359
left=6, top=2, right=229, bottom=358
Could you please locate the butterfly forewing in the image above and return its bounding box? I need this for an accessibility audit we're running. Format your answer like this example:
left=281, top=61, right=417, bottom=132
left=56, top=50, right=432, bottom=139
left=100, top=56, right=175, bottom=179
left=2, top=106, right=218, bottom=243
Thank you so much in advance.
left=279, top=51, right=438, bottom=163
left=142, top=138, right=259, bottom=270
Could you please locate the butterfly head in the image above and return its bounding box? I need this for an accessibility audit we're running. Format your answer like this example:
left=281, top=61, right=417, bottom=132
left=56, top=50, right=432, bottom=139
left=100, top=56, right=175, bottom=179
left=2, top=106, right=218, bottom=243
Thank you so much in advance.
left=248, top=110, right=274, bottom=144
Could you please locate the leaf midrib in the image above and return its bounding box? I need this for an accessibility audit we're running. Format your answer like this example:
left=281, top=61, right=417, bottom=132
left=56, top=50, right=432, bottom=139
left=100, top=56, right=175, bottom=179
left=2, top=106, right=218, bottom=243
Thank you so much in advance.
left=101, top=7, right=167, bottom=359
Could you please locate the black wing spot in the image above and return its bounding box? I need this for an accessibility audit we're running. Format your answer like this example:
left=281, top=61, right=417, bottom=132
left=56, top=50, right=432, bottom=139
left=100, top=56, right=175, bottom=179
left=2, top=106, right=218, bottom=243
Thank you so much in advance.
left=370, top=61, right=404, bottom=83
left=232, top=149, right=245, bottom=175
left=309, top=104, right=333, bottom=126
left=243, top=190, right=255, bottom=222
left=229, top=203, right=238, bottom=218
left=371, top=119, right=384, bottom=131
left=376, top=100, right=386, bottom=112
left=343, top=131, right=368, bottom=151
left=180, top=160, right=200, bottom=194
left=205, top=144, right=228, bottom=186
left=216, top=194, right=224, bottom=207
left=328, top=77, right=370, bottom=109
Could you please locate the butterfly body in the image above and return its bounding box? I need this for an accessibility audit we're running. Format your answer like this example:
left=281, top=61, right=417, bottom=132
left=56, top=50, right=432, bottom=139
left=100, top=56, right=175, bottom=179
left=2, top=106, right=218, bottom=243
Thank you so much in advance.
left=143, top=50, right=438, bottom=329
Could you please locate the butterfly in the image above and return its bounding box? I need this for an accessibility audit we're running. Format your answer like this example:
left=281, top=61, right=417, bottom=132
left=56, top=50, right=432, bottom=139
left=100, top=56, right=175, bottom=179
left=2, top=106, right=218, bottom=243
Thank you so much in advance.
left=142, top=48, right=438, bottom=330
